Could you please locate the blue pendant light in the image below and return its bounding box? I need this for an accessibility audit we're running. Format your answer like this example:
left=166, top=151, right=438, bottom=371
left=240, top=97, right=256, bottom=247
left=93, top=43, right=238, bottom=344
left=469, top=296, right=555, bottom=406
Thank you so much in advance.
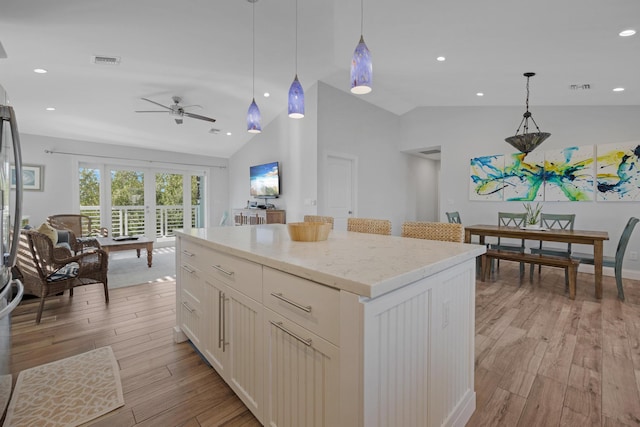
left=247, top=0, right=261, bottom=133
left=350, top=0, right=372, bottom=94
left=288, top=0, right=304, bottom=118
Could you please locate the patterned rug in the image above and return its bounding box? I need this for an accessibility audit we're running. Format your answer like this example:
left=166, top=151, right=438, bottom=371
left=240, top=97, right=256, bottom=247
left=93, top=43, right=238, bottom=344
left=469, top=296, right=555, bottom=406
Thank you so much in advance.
left=3, top=346, right=124, bottom=427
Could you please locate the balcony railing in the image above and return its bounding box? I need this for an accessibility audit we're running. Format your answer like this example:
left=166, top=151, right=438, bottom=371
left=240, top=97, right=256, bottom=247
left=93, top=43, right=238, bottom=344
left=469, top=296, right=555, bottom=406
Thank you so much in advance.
left=80, top=205, right=201, bottom=238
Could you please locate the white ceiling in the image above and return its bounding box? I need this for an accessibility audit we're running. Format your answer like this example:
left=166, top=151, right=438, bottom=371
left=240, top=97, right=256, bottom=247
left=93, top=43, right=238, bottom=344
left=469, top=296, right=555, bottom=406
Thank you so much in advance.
left=0, top=0, right=638, bottom=158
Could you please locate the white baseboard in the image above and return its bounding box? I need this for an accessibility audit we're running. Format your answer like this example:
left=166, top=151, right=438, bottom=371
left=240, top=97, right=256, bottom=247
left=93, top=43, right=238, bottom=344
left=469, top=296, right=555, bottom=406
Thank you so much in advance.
left=577, top=264, right=640, bottom=281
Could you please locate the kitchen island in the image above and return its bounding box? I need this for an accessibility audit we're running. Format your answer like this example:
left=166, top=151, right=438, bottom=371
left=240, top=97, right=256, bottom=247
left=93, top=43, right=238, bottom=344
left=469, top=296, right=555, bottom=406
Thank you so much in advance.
left=174, top=224, right=485, bottom=427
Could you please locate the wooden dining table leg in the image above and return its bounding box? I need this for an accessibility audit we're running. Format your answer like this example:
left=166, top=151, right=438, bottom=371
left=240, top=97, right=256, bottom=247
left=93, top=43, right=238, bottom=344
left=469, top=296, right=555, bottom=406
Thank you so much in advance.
left=594, top=240, right=604, bottom=299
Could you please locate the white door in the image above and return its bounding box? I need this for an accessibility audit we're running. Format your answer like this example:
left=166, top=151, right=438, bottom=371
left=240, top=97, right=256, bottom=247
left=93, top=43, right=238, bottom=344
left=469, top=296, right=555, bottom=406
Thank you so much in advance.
left=326, top=155, right=355, bottom=231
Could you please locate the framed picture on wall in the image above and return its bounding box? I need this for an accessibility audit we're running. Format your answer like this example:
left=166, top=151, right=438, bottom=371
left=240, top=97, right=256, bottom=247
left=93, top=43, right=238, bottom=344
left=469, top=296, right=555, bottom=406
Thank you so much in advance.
left=10, top=164, right=44, bottom=191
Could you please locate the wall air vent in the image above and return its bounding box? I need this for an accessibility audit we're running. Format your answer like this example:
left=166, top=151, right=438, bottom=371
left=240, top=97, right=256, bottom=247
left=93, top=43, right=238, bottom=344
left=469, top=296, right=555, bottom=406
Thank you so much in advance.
left=569, top=84, right=591, bottom=90
left=420, top=149, right=441, bottom=155
left=91, top=55, right=121, bottom=65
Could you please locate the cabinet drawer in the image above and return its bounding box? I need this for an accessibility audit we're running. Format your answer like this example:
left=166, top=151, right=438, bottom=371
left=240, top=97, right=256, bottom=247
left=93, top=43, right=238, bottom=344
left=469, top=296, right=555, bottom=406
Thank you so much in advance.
left=180, top=239, right=262, bottom=302
left=263, top=267, right=340, bottom=345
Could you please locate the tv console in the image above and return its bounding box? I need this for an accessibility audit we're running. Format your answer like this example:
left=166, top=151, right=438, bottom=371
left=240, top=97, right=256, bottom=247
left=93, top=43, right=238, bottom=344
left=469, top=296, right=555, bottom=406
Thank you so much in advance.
left=233, top=208, right=286, bottom=226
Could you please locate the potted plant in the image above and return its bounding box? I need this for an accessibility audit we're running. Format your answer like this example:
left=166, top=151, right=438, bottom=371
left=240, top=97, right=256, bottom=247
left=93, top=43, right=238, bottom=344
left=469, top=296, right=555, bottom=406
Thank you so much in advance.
left=523, top=202, right=543, bottom=228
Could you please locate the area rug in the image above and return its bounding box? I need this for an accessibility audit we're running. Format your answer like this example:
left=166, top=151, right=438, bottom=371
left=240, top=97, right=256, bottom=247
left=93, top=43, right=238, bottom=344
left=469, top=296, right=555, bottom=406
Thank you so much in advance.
left=3, top=346, right=124, bottom=427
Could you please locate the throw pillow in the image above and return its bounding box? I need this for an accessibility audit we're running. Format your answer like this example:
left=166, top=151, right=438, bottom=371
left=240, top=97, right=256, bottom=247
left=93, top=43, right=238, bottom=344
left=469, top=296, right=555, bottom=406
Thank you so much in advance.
left=37, top=222, right=58, bottom=246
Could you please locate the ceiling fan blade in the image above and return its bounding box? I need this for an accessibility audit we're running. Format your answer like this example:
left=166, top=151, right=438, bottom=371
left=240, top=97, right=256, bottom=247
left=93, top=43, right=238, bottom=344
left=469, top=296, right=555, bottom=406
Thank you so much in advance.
left=183, top=112, right=216, bottom=123
left=141, top=97, right=171, bottom=110
left=175, top=118, right=183, bottom=125
left=135, top=110, right=168, bottom=113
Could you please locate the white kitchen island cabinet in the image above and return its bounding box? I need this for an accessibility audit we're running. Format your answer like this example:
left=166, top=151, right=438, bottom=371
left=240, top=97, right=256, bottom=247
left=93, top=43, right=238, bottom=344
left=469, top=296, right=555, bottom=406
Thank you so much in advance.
left=174, top=225, right=485, bottom=427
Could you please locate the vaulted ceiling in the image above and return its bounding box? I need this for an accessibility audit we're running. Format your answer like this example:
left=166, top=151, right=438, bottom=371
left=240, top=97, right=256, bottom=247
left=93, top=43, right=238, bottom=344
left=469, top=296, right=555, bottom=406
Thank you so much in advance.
left=1, top=0, right=638, bottom=158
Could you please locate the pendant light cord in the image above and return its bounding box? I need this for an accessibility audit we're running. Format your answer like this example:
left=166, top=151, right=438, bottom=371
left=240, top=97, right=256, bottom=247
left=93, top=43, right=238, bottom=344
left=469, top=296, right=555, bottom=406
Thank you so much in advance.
left=295, top=0, right=298, bottom=74
left=252, top=1, right=256, bottom=98
left=360, top=0, right=364, bottom=36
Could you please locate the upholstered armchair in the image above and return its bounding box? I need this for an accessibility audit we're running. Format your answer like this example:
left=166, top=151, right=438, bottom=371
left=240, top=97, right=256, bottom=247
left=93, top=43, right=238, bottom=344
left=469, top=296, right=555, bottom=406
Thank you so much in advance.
left=15, top=229, right=109, bottom=324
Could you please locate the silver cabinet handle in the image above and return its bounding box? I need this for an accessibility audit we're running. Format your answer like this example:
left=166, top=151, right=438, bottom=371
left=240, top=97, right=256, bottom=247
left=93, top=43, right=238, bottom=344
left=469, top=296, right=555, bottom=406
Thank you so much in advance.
left=270, top=292, right=312, bottom=313
left=212, top=264, right=234, bottom=276
left=182, top=301, right=195, bottom=313
left=182, top=250, right=195, bottom=257
left=270, top=321, right=312, bottom=346
left=181, top=265, right=196, bottom=274
left=218, top=290, right=224, bottom=350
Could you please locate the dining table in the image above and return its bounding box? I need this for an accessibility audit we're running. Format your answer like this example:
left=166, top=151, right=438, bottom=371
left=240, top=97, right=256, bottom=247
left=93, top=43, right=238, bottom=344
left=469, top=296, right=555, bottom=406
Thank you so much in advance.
left=464, top=224, right=610, bottom=298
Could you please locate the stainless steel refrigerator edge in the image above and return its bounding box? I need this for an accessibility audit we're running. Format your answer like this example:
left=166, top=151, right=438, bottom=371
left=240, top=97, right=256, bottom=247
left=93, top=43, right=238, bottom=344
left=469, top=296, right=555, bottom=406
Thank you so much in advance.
left=0, top=82, right=25, bottom=418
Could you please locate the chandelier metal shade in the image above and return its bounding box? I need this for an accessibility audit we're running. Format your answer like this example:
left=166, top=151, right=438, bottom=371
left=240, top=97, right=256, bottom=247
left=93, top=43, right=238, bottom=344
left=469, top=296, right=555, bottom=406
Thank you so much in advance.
left=288, top=0, right=304, bottom=118
left=505, top=72, right=550, bottom=153
left=350, top=0, right=372, bottom=94
left=247, top=0, right=261, bottom=134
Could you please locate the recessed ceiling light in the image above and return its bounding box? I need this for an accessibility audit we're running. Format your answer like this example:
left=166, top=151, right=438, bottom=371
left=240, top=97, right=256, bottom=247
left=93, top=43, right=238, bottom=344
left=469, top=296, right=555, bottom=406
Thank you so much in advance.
left=226, top=132, right=232, bottom=136
left=619, top=29, right=636, bottom=37
left=45, top=107, right=56, bottom=111
left=33, top=68, right=47, bottom=74
left=436, top=56, right=446, bottom=62
left=263, top=92, right=270, bottom=98
left=476, top=92, right=484, bottom=97
left=613, top=87, right=625, bottom=92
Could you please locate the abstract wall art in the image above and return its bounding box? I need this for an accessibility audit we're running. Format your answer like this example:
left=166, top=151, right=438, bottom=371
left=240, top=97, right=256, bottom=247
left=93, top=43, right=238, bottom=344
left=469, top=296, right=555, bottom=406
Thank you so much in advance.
left=596, top=141, right=640, bottom=201
left=544, top=146, right=595, bottom=201
left=503, top=151, right=544, bottom=201
left=469, top=155, right=504, bottom=201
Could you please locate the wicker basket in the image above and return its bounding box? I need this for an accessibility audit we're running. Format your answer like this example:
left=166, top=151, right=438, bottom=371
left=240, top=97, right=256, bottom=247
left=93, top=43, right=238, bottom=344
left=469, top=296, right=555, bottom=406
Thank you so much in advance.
left=287, top=222, right=332, bottom=241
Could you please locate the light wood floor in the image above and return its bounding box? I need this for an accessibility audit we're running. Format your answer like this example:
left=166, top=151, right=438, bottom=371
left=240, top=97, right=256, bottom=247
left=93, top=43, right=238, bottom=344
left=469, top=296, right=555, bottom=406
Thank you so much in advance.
left=5, top=263, right=640, bottom=426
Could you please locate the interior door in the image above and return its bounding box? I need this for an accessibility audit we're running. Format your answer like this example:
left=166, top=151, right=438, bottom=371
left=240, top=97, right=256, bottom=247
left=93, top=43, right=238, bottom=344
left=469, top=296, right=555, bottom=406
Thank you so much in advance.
left=326, top=154, right=355, bottom=231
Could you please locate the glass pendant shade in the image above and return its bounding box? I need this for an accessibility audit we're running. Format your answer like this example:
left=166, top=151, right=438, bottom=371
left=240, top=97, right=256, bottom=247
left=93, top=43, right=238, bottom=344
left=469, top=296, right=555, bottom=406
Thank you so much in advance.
left=288, top=75, right=305, bottom=119
left=247, top=98, right=261, bottom=134
left=350, top=35, right=372, bottom=94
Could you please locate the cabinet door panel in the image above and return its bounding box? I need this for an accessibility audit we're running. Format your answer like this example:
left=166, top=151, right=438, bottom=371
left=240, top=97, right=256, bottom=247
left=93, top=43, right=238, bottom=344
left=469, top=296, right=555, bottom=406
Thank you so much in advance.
left=264, top=309, right=339, bottom=427
left=178, top=266, right=204, bottom=347
left=227, top=287, right=264, bottom=421
left=203, top=278, right=228, bottom=375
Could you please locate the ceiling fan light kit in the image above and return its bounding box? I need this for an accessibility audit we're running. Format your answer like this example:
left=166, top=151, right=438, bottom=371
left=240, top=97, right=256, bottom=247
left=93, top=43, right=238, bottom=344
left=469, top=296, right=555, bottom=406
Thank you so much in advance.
left=505, top=72, right=550, bottom=154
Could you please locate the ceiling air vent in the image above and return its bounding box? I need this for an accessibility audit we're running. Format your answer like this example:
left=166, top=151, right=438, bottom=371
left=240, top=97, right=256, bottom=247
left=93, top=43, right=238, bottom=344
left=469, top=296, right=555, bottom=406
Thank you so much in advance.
left=91, top=55, right=121, bottom=65
left=569, top=84, right=591, bottom=90
left=209, top=128, right=221, bottom=134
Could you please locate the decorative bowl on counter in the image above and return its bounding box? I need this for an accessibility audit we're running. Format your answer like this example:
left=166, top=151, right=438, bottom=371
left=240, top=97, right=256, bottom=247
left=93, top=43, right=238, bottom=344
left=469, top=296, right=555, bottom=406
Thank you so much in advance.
left=287, top=222, right=332, bottom=242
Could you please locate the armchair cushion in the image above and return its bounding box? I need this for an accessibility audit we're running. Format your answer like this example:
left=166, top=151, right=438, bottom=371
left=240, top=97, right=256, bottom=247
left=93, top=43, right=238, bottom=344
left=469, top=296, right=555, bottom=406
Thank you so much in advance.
left=47, top=262, right=80, bottom=282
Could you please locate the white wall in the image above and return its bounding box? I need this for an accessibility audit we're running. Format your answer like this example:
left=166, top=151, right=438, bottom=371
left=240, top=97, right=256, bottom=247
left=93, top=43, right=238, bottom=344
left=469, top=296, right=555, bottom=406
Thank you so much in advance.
left=406, top=156, right=439, bottom=221
left=17, top=133, right=228, bottom=227
left=400, top=105, right=640, bottom=277
left=228, top=84, right=319, bottom=223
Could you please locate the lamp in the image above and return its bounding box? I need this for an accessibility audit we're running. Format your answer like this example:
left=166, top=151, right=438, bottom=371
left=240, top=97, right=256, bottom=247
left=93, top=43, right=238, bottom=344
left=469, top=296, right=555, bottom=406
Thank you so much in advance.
left=247, top=0, right=261, bottom=133
left=288, top=0, right=304, bottom=118
left=350, top=0, right=372, bottom=94
left=505, top=72, right=550, bottom=153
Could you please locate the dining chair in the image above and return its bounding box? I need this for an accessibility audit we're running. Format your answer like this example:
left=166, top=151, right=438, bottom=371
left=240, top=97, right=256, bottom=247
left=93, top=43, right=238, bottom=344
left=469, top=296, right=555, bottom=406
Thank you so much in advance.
left=571, top=217, right=638, bottom=301
left=490, top=212, right=527, bottom=276
left=401, top=221, right=464, bottom=242
left=446, top=212, right=461, bottom=224
left=304, top=215, right=335, bottom=229
left=529, top=213, right=576, bottom=285
left=347, top=218, right=392, bottom=235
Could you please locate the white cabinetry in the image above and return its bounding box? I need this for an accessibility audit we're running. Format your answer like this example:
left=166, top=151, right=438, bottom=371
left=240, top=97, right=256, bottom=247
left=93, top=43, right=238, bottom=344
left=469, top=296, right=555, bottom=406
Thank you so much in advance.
left=177, top=262, right=205, bottom=349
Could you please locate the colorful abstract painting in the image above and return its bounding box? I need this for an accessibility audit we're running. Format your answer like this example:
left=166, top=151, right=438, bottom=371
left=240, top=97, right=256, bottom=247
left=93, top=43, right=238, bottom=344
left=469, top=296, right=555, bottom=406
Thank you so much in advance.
left=596, top=141, right=640, bottom=201
left=503, top=151, right=544, bottom=201
left=469, top=155, right=504, bottom=201
left=544, top=146, right=595, bottom=201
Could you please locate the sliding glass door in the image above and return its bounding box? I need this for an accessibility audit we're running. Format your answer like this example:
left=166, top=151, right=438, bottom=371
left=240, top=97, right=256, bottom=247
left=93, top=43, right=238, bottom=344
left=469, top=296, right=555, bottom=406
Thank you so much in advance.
left=79, top=163, right=207, bottom=245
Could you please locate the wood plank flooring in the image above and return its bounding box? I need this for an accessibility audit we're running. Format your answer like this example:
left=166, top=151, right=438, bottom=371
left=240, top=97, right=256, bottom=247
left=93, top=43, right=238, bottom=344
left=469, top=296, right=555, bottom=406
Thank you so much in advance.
left=5, top=263, right=640, bottom=426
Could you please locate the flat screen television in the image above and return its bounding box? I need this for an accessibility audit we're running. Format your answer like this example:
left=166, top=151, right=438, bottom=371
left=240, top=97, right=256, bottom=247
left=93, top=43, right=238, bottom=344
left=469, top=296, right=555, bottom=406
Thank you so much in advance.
left=250, top=161, right=280, bottom=198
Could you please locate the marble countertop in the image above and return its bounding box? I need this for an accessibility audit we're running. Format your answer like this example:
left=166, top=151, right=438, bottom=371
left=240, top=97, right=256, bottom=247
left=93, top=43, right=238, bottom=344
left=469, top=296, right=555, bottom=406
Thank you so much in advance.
left=176, top=225, right=486, bottom=299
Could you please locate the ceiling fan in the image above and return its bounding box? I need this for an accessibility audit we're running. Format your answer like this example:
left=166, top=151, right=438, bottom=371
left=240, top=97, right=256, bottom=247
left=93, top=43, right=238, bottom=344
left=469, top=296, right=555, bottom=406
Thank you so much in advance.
left=135, top=96, right=216, bottom=124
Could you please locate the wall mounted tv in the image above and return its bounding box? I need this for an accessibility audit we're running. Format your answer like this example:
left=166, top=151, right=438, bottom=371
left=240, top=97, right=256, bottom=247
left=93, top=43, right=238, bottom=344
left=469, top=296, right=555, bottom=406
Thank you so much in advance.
left=250, top=161, right=280, bottom=198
